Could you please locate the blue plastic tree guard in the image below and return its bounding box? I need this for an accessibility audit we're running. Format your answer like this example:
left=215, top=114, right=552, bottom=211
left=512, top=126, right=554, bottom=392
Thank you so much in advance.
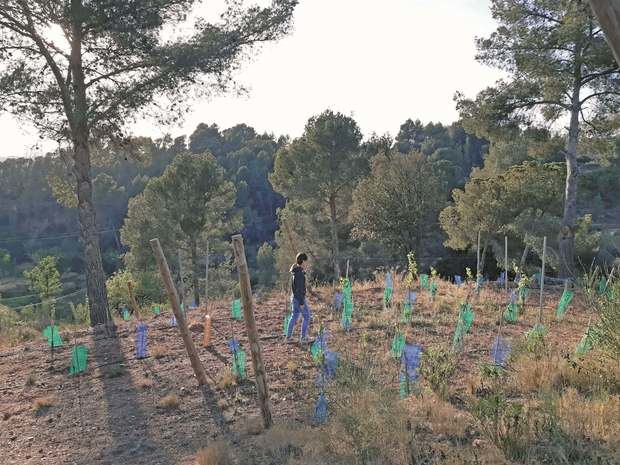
left=405, top=291, right=417, bottom=305
left=497, top=271, right=506, bottom=286
left=314, top=392, right=328, bottom=424
left=401, top=343, right=423, bottom=382
left=136, top=322, right=148, bottom=359
left=333, top=291, right=343, bottom=310
left=491, top=336, right=511, bottom=367
left=170, top=314, right=177, bottom=327
left=454, top=275, right=463, bottom=286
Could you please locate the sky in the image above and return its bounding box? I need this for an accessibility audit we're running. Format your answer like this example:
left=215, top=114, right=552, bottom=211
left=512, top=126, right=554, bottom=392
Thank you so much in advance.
left=0, top=0, right=503, bottom=159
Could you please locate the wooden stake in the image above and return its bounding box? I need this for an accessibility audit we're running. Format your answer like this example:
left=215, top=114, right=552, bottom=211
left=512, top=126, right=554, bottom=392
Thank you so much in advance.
left=231, top=234, right=273, bottom=429
left=346, top=259, right=350, bottom=280
left=150, top=239, right=208, bottom=386
left=127, top=281, right=141, bottom=321
left=177, top=249, right=185, bottom=306
left=538, top=236, right=547, bottom=324
left=504, top=236, right=508, bottom=292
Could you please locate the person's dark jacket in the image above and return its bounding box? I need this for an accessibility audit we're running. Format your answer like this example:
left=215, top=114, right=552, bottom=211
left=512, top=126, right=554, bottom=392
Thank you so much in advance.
left=290, top=264, right=306, bottom=303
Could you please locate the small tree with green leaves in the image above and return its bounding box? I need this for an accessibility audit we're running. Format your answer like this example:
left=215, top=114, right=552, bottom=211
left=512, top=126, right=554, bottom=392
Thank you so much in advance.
left=271, top=110, right=366, bottom=280
left=351, top=152, right=447, bottom=258
left=24, top=256, right=62, bottom=323
left=122, top=152, right=239, bottom=305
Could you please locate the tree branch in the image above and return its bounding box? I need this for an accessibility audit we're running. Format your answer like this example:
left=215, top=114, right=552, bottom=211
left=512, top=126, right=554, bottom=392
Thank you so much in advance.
left=13, top=1, right=74, bottom=128
left=580, top=68, right=619, bottom=86
left=580, top=90, right=620, bottom=105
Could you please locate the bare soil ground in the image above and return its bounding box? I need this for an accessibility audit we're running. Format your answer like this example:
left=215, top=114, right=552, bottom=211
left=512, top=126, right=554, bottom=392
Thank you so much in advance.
left=0, top=280, right=596, bottom=465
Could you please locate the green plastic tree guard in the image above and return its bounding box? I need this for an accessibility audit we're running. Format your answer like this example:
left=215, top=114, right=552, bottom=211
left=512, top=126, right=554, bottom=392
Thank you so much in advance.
left=231, top=299, right=242, bottom=320
left=391, top=332, right=405, bottom=359
left=555, top=290, right=574, bottom=320
left=69, top=345, right=88, bottom=375
left=42, top=325, right=62, bottom=348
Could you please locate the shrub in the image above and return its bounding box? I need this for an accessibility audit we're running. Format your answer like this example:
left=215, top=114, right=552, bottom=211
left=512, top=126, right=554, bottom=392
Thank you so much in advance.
left=106, top=269, right=165, bottom=310
left=33, top=396, right=56, bottom=416
left=594, top=281, right=620, bottom=361
left=196, top=441, right=232, bottom=465
left=419, top=345, right=457, bottom=399
left=157, top=394, right=180, bottom=410
left=473, top=391, right=529, bottom=461
left=70, top=301, right=90, bottom=325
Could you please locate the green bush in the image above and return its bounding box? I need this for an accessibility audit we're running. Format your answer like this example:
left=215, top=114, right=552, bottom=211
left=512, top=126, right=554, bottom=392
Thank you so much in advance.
left=473, top=391, right=529, bottom=461
left=70, top=301, right=90, bottom=325
left=106, top=269, right=165, bottom=309
left=594, top=281, right=620, bottom=361
left=419, top=345, right=457, bottom=399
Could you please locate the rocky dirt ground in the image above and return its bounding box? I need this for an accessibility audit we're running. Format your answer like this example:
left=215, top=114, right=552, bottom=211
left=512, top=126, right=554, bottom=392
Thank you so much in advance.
left=0, top=280, right=596, bottom=465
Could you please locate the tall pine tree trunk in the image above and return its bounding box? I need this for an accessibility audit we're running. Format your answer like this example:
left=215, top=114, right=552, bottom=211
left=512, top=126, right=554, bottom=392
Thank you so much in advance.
left=559, top=61, right=582, bottom=279
left=71, top=7, right=111, bottom=328
left=479, top=241, right=488, bottom=276
left=329, top=195, right=341, bottom=281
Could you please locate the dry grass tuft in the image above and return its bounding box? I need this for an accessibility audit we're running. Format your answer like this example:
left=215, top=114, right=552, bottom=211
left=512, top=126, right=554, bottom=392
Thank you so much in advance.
left=216, top=398, right=229, bottom=410
left=33, top=396, right=55, bottom=416
left=243, top=415, right=264, bottom=435
left=25, top=371, right=36, bottom=387
left=408, top=393, right=471, bottom=440
left=136, top=376, right=154, bottom=389
left=151, top=345, right=167, bottom=359
left=195, top=441, right=232, bottom=465
left=157, top=393, right=180, bottom=410
left=510, top=352, right=620, bottom=396
left=252, top=420, right=311, bottom=463
left=216, top=368, right=236, bottom=390
left=556, top=388, right=620, bottom=442
left=286, top=360, right=298, bottom=373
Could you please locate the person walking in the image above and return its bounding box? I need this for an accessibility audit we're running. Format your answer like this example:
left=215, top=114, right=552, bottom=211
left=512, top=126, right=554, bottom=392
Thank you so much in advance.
left=287, top=253, right=311, bottom=343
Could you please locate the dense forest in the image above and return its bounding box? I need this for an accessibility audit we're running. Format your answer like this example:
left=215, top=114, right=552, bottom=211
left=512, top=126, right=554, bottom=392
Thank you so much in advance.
left=1, top=114, right=618, bottom=319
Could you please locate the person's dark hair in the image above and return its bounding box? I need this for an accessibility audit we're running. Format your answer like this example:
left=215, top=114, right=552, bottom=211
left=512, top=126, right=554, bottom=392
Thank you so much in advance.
left=295, top=253, right=308, bottom=265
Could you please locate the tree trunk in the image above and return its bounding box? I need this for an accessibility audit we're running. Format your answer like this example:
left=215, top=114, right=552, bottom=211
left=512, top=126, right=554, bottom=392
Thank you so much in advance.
left=520, top=243, right=530, bottom=269
left=328, top=195, right=341, bottom=281
left=190, top=240, right=200, bottom=307
left=70, top=9, right=111, bottom=328
left=559, top=68, right=582, bottom=278
left=588, top=0, right=620, bottom=66
left=479, top=241, right=488, bottom=276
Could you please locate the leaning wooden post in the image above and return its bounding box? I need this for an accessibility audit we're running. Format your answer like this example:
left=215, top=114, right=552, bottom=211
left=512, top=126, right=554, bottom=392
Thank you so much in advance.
left=150, top=239, right=208, bottom=386
left=177, top=249, right=185, bottom=306
left=538, top=236, right=547, bottom=324
left=504, top=236, right=509, bottom=292
left=127, top=281, right=142, bottom=321
left=231, top=234, right=273, bottom=429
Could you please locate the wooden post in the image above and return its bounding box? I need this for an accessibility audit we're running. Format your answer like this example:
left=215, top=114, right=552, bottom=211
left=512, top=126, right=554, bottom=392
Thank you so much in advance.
left=204, top=241, right=209, bottom=303
left=151, top=239, right=208, bottom=386
left=231, top=234, right=273, bottom=429
left=476, top=230, right=481, bottom=278
left=504, top=236, right=509, bottom=292
left=538, top=236, right=547, bottom=324
left=177, top=249, right=185, bottom=306
left=127, top=281, right=141, bottom=321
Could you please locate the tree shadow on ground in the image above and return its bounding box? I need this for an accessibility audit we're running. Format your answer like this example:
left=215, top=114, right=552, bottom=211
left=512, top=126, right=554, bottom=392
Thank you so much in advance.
left=84, top=331, right=175, bottom=465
